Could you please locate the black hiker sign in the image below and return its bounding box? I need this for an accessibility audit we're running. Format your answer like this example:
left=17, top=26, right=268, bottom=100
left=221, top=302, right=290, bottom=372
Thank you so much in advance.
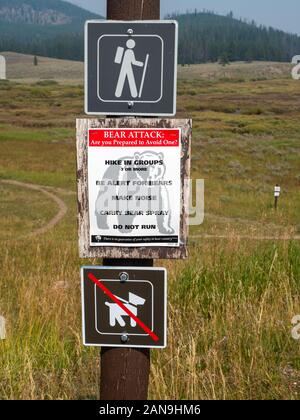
left=85, top=20, right=178, bottom=116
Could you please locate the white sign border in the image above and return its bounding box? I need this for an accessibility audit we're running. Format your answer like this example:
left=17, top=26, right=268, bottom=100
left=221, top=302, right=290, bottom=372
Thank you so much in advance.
left=81, top=266, right=167, bottom=349
left=88, top=127, right=182, bottom=248
left=97, top=34, right=164, bottom=104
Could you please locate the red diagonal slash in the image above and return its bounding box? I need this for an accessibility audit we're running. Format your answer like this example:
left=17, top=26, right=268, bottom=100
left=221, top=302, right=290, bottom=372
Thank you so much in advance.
left=88, top=272, right=159, bottom=342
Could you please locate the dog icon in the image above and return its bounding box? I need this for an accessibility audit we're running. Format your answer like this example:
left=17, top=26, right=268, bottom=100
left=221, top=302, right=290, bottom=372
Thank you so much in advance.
left=105, top=293, right=146, bottom=327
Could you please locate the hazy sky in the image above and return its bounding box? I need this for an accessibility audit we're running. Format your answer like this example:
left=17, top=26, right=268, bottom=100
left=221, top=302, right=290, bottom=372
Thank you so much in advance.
left=68, top=0, right=300, bottom=35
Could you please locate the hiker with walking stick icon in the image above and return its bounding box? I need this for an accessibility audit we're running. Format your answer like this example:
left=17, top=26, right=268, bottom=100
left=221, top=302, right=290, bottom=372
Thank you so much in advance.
left=114, top=39, right=149, bottom=99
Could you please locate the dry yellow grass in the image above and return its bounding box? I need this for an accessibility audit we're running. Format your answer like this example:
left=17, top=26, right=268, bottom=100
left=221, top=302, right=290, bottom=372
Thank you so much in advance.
left=0, top=238, right=299, bottom=400
left=0, top=52, right=83, bottom=84
left=179, top=61, right=293, bottom=81
left=0, top=52, right=293, bottom=84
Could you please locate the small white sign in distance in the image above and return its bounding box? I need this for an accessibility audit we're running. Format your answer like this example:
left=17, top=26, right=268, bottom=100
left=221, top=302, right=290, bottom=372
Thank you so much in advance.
left=274, top=186, right=281, bottom=197
left=0, top=316, right=6, bottom=340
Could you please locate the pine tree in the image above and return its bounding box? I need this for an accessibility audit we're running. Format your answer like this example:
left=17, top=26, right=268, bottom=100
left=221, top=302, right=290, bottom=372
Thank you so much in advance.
left=219, top=52, right=230, bottom=66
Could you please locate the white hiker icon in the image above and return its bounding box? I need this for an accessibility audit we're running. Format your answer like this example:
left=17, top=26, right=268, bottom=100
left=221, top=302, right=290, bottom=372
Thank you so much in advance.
left=105, top=292, right=146, bottom=327
left=114, top=39, right=149, bottom=99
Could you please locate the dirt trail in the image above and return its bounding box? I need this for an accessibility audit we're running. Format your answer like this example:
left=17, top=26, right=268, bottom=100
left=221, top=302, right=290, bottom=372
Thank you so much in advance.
left=190, top=234, right=300, bottom=241
left=194, top=213, right=300, bottom=241
left=0, top=180, right=68, bottom=239
left=1, top=179, right=299, bottom=242
left=205, top=213, right=279, bottom=230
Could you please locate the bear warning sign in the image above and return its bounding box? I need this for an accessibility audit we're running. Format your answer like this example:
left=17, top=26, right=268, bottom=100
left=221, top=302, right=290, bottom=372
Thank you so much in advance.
left=88, top=128, right=181, bottom=247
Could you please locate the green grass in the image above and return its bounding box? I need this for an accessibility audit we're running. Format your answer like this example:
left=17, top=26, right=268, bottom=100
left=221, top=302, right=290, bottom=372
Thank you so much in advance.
left=0, top=184, right=57, bottom=239
left=0, top=240, right=299, bottom=399
left=0, top=63, right=300, bottom=400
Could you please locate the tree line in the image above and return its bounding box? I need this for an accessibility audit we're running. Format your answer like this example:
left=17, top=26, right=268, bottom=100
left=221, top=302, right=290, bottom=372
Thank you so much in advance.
left=1, top=11, right=300, bottom=63
left=175, top=11, right=300, bottom=64
left=0, top=33, right=84, bottom=61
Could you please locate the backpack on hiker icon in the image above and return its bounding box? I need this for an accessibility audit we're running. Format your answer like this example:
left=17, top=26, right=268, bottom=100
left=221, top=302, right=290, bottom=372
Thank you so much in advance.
left=114, top=46, right=125, bottom=64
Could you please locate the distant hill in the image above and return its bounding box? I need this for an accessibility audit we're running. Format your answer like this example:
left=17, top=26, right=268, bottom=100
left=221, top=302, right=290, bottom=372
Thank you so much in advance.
left=1, top=4, right=300, bottom=63
left=173, top=11, right=300, bottom=64
left=0, top=0, right=101, bottom=61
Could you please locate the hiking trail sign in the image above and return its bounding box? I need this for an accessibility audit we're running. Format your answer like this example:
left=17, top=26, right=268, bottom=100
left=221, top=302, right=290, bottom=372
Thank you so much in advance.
left=85, top=20, right=178, bottom=116
left=76, top=118, right=191, bottom=260
left=81, top=266, right=167, bottom=348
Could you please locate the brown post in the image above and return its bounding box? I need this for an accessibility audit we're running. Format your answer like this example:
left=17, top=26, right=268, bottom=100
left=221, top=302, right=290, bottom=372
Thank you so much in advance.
left=100, top=0, right=160, bottom=401
left=107, top=0, right=160, bottom=20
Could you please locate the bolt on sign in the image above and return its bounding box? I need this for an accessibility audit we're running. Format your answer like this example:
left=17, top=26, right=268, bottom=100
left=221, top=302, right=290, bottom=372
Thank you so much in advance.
left=76, top=118, right=191, bottom=260
left=85, top=20, right=178, bottom=116
left=81, top=267, right=167, bottom=348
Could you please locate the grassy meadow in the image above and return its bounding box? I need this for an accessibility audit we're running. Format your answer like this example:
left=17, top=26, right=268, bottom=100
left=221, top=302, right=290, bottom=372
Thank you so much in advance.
left=0, top=57, right=300, bottom=399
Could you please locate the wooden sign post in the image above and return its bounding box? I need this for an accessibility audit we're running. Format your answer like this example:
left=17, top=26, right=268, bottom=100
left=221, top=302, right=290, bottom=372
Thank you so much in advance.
left=76, top=118, right=191, bottom=399
left=76, top=0, right=191, bottom=400
left=105, top=1, right=159, bottom=400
